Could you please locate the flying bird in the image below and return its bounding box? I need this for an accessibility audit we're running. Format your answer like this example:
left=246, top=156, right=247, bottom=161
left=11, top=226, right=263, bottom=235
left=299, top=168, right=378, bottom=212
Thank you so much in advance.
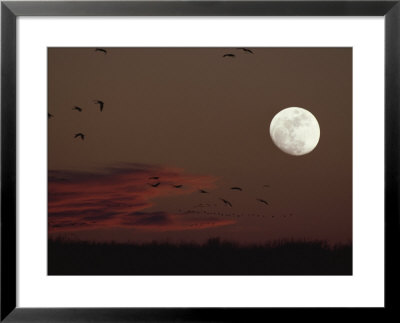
left=237, top=48, right=254, bottom=54
left=173, top=184, right=183, bottom=188
left=93, top=100, right=104, bottom=112
left=95, top=48, right=107, bottom=55
left=74, top=133, right=85, bottom=140
left=148, top=182, right=161, bottom=187
left=223, top=54, right=235, bottom=58
left=256, top=198, right=269, bottom=205
left=230, top=187, right=242, bottom=191
left=149, top=176, right=159, bottom=180
left=199, top=189, right=209, bottom=194
left=72, top=106, right=83, bottom=112
left=220, top=198, right=233, bottom=207
left=48, top=113, right=54, bottom=119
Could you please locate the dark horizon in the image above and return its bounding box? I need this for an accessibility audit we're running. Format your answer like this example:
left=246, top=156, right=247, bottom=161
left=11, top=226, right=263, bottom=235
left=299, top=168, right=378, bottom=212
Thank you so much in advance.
left=48, top=47, right=352, bottom=246
left=48, top=237, right=352, bottom=275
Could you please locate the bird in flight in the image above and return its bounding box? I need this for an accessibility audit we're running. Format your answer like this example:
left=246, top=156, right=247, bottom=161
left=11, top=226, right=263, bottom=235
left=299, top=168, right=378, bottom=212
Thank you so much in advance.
left=72, top=106, right=83, bottom=112
left=173, top=184, right=183, bottom=188
left=95, top=48, right=107, bottom=55
left=220, top=198, right=233, bottom=207
left=230, top=187, right=242, bottom=191
left=199, top=189, right=209, bottom=194
left=149, top=176, right=159, bottom=180
left=74, top=133, right=85, bottom=140
left=223, top=54, right=235, bottom=58
left=93, top=100, right=104, bottom=112
left=48, top=113, right=54, bottom=119
left=256, top=198, right=269, bottom=205
left=148, top=182, right=161, bottom=187
left=237, top=48, right=254, bottom=54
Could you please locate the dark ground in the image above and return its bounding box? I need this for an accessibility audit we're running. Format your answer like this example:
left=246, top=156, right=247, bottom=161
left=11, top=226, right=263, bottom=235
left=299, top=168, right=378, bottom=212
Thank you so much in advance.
left=48, top=237, right=352, bottom=275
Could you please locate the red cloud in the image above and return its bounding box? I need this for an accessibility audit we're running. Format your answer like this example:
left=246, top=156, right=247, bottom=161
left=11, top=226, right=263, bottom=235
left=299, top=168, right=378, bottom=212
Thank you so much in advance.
left=49, top=164, right=235, bottom=232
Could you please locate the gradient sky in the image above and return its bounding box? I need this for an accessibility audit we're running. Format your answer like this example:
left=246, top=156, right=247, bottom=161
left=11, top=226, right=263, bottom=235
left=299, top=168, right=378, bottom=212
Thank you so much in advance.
left=48, top=47, right=352, bottom=244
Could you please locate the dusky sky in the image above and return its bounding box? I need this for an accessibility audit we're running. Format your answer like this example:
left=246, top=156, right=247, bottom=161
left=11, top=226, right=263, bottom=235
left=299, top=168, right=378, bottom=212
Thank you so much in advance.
left=48, top=47, right=352, bottom=245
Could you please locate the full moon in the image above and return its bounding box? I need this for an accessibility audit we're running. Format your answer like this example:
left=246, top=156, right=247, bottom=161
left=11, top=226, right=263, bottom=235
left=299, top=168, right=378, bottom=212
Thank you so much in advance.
left=269, top=107, right=320, bottom=156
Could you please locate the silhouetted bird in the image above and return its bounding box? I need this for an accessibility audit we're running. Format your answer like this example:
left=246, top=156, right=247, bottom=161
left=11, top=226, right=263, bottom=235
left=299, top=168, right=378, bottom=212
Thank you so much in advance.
left=95, top=48, right=107, bottom=55
left=263, top=185, right=270, bottom=188
left=230, top=187, right=242, bottom=191
left=93, top=100, right=104, bottom=112
left=173, top=185, right=183, bottom=188
left=199, top=189, right=209, bottom=194
left=72, top=106, right=83, bottom=112
left=220, top=198, right=233, bottom=207
left=148, top=182, right=160, bottom=187
left=257, top=198, right=269, bottom=205
left=74, top=133, right=85, bottom=140
left=237, top=48, right=254, bottom=54
left=223, top=54, right=235, bottom=58
left=149, top=176, right=159, bottom=180
left=48, top=113, right=54, bottom=119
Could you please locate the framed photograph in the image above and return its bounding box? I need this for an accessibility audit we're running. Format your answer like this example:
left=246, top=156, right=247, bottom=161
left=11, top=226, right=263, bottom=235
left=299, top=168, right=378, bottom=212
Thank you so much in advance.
left=1, top=0, right=399, bottom=321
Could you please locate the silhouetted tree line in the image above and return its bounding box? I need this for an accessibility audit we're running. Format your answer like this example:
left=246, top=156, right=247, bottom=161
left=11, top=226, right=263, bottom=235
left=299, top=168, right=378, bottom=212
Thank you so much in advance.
left=48, top=237, right=352, bottom=275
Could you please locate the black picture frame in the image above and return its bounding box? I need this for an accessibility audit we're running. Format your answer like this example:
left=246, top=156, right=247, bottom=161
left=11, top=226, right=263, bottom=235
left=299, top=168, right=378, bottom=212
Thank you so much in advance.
left=1, top=1, right=399, bottom=321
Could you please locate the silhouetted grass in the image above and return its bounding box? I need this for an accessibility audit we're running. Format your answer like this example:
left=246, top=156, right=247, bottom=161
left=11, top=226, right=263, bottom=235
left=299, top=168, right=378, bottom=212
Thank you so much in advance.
left=48, top=237, right=352, bottom=275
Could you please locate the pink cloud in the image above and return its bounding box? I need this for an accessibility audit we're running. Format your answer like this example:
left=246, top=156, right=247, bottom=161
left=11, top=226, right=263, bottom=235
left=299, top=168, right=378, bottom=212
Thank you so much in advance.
left=48, top=164, right=235, bottom=232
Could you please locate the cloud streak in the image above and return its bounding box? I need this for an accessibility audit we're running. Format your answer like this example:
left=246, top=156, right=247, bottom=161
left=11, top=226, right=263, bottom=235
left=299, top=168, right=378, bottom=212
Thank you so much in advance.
left=49, top=163, right=234, bottom=232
